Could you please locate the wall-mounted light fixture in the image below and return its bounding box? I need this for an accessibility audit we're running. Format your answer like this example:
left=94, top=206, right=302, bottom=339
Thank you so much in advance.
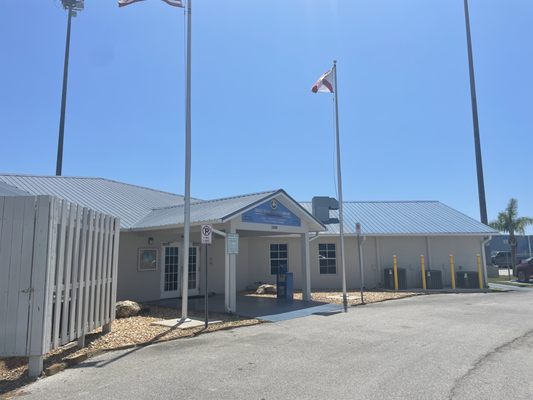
left=148, top=237, right=154, bottom=245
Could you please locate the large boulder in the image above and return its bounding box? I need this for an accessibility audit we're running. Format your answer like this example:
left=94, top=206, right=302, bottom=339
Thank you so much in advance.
left=115, top=300, right=141, bottom=318
left=256, top=284, right=277, bottom=295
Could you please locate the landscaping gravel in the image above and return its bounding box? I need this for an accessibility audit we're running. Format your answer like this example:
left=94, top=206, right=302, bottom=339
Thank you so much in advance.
left=244, top=290, right=419, bottom=305
left=0, top=306, right=259, bottom=398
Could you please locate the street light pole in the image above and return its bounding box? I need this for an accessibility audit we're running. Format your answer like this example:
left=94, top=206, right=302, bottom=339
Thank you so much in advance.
left=463, top=0, right=488, bottom=225
left=56, top=0, right=83, bottom=176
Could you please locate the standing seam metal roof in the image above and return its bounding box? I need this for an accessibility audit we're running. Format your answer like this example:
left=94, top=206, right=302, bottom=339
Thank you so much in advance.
left=0, top=175, right=186, bottom=228
left=0, top=175, right=497, bottom=235
left=0, top=181, right=31, bottom=196
left=300, top=201, right=497, bottom=235
left=132, top=190, right=278, bottom=229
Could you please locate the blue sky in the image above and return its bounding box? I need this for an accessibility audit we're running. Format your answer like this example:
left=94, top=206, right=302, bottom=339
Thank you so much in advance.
left=1, top=0, right=532, bottom=230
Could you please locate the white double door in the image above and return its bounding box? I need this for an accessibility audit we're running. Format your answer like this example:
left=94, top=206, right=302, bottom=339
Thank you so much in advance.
left=161, top=244, right=200, bottom=299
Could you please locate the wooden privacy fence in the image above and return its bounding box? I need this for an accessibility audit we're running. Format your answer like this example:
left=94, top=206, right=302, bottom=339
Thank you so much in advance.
left=0, top=195, right=120, bottom=377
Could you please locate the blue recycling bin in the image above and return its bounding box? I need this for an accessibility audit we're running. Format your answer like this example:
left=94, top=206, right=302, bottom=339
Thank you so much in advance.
left=276, top=265, right=294, bottom=301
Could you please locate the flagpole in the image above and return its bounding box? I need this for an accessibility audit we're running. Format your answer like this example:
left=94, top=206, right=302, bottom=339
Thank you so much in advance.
left=181, top=0, right=192, bottom=321
left=333, top=60, right=348, bottom=312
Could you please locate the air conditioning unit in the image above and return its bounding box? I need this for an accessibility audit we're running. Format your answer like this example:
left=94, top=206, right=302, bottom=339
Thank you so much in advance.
left=425, top=270, right=443, bottom=289
left=456, top=271, right=479, bottom=289
left=383, top=268, right=407, bottom=290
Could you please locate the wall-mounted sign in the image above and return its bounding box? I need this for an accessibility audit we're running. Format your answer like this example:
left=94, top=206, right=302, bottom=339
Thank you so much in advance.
left=227, top=233, right=239, bottom=254
left=242, top=199, right=301, bottom=227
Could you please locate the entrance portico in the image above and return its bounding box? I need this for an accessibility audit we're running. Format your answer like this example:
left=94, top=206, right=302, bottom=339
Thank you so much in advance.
left=216, top=191, right=325, bottom=313
left=122, top=189, right=325, bottom=312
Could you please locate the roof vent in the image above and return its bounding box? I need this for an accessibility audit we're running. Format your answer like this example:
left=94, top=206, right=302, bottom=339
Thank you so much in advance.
left=312, top=196, right=339, bottom=225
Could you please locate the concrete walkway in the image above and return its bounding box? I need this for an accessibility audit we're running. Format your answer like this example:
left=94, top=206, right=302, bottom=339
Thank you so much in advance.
left=489, top=282, right=533, bottom=292
left=21, top=290, right=533, bottom=399
left=150, top=294, right=343, bottom=322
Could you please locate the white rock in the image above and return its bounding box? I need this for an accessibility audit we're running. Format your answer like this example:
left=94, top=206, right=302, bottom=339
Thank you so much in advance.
left=256, top=284, right=277, bottom=295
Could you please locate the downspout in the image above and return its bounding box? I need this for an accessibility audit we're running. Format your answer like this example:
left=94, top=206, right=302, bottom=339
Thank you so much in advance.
left=376, top=237, right=382, bottom=287
left=212, top=228, right=227, bottom=238
left=425, top=237, right=432, bottom=269
left=309, top=232, right=321, bottom=242
left=481, top=236, right=492, bottom=288
left=358, top=235, right=366, bottom=296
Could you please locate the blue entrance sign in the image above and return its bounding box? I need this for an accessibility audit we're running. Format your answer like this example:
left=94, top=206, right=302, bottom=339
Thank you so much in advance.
left=242, top=199, right=301, bottom=227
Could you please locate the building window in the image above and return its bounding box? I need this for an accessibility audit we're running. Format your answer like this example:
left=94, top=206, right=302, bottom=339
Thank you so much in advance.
left=138, top=248, right=158, bottom=272
left=270, top=244, right=288, bottom=275
left=319, top=243, right=336, bottom=274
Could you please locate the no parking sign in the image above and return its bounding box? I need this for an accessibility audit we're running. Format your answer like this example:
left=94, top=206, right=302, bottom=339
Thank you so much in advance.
left=201, top=224, right=212, bottom=244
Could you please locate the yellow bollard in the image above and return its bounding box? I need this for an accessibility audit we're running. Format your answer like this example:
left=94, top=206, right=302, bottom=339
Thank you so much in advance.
left=477, top=254, right=484, bottom=289
left=449, top=254, right=456, bottom=289
left=393, top=255, right=399, bottom=291
left=421, top=255, right=427, bottom=290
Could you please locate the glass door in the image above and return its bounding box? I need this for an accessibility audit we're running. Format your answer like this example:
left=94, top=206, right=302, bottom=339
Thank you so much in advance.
left=188, top=246, right=200, bottom=296
left=161, top=246, right=180, bottom=298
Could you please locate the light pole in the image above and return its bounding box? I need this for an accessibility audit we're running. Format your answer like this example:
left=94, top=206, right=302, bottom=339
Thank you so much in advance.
left=463, top=0, right=488, bottom=225
left=56, top=0, right=84, bottom=176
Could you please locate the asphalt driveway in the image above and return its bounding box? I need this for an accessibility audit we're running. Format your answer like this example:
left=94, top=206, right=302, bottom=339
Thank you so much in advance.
left=18, top=291, right=533, bottom=400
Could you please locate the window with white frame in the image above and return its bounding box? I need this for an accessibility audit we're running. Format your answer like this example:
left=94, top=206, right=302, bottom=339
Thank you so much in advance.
left=270, top=244, right=288, bottom=275
left=318, top=243, right=336, bottom=274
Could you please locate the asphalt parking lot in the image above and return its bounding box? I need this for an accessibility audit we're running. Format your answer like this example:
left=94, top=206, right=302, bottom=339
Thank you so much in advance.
left=18, top=290, right=533, bottom=400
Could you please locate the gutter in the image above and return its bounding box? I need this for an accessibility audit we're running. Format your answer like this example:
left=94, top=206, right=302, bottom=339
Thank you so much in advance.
left=312, top=232, right=498, bottom=238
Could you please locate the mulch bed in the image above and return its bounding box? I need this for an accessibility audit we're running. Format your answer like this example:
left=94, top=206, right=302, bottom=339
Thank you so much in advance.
left=0, top=306, right=260, bottom=398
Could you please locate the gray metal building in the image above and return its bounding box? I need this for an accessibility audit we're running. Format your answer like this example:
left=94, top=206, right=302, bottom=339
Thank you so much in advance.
left=0, top=174, right=498, bottom=312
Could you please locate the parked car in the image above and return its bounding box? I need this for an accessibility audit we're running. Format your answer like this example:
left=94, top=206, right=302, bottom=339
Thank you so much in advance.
left=491, top=251, right=513, bottom=268
left=516, top=257, right=533, bottom=283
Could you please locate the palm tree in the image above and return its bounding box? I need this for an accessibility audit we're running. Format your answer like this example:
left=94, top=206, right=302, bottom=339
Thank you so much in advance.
left=490, top=198, right=533, bottom=274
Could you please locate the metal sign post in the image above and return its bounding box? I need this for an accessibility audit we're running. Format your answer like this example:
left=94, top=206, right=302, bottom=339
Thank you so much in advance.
left=356, top=223, right=365, bottom=305
left=201, top=225, right=212, bottom=328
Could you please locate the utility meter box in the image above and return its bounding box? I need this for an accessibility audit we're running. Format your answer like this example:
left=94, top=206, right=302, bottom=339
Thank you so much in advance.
left=276, top=265, right=294, bottom=301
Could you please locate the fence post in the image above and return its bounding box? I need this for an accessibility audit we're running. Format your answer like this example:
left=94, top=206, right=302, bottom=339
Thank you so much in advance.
left=102, top=323, right=112, bottom=334
left=28, top=355, right=43, bottom=378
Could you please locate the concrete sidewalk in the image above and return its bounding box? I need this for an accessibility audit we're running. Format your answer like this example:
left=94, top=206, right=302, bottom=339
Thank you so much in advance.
left=150, top=294, right=343, bottom=322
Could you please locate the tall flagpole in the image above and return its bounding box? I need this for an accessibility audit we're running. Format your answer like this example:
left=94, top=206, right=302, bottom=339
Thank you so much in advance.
left=333, top=60, right=348, bottom=312
left=181, top=0, right=192, bottom=321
